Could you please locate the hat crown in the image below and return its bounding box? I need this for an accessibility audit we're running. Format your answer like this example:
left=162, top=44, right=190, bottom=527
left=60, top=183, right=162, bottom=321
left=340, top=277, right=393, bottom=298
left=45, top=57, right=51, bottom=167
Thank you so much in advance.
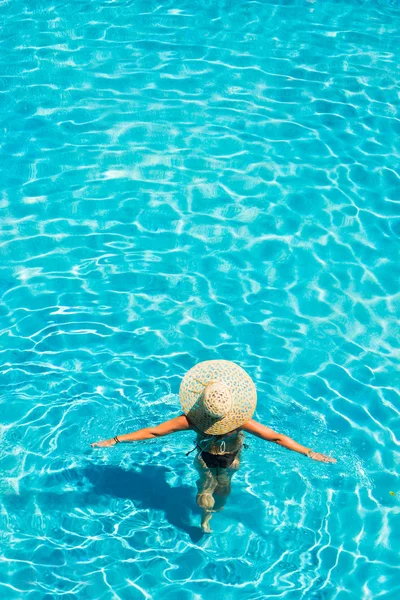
left=202, top=382, right=232, bottom=419
left=180, top=360, right=257, bottom=435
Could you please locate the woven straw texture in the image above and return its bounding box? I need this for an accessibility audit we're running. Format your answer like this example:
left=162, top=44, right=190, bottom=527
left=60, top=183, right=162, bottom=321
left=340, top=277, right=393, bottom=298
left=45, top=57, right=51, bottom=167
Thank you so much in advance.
left=179, top=360, right=257, bottom=434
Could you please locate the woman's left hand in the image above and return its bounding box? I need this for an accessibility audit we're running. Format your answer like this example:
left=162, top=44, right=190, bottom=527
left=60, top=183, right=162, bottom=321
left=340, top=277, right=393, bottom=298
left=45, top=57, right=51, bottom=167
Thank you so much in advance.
left=309, top=452, right=336, bottom=463
left=91, top=439, right=116, bottom=447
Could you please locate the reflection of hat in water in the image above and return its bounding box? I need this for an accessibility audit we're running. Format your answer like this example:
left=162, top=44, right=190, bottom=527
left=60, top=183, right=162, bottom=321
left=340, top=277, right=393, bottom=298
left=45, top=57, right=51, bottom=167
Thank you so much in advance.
left=179, top=360, right=257, bottom=435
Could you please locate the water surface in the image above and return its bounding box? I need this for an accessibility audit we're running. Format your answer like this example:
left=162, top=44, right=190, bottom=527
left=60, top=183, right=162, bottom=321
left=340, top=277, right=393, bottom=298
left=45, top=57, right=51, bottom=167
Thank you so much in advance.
left=0, top=0, right=399, bottom=598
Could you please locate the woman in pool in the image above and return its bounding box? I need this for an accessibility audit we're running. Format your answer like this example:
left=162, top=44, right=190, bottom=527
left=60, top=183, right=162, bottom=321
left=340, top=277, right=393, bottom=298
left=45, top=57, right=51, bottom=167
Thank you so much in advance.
left=92, top=360, right=336, bottom=533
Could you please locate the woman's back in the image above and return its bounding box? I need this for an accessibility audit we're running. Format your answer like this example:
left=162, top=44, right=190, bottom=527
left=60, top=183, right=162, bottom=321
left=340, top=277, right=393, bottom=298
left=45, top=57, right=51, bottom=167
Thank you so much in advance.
left=196, top=429, right=245, bottom=455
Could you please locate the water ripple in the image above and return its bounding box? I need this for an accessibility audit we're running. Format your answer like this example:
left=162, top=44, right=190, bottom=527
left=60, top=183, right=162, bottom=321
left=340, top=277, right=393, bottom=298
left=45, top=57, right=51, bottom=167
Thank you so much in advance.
left=1, top=0, right=399, bottom=598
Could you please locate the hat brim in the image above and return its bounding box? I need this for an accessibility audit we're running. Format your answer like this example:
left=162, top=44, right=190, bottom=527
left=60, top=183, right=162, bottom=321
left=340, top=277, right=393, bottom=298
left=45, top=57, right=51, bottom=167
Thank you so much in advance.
left=179, top=360, right=256, bottom=435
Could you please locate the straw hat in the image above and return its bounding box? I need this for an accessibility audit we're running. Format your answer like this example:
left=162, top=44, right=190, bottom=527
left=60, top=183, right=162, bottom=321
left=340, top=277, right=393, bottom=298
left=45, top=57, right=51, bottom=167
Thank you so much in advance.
left=179, top=360, right=257, bottom=435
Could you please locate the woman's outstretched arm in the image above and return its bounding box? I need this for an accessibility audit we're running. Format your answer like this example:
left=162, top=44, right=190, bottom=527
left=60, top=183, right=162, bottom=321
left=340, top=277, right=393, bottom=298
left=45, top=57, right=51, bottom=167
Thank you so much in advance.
left=91, top=414, right=192, bottom=447
left=241, top=419, right=336, bottom=463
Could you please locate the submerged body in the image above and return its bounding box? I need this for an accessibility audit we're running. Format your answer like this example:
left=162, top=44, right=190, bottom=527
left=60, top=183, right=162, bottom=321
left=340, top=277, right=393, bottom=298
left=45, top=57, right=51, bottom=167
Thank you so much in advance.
left=193, top=429, right=244, bottom=532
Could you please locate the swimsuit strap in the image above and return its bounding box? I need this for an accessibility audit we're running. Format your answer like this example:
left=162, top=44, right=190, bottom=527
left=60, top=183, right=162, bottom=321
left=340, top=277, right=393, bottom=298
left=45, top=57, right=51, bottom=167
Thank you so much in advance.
left=186, top=432, right=248, bottom=457
left=185, top=443, right=202, bottom=457
left=185, top=434, right=217, bottom=457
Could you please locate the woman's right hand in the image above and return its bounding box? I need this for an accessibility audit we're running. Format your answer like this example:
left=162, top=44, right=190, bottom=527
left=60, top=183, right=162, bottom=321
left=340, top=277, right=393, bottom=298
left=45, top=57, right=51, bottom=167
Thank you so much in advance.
left=91, top=438, right=116, bottom=448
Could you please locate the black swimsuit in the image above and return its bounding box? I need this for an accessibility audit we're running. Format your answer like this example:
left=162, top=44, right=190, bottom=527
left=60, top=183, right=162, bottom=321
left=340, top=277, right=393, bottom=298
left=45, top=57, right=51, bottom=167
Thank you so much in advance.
left=187, top=431, right=244, bottom=469
left=200, top=449, right=238, bottom=469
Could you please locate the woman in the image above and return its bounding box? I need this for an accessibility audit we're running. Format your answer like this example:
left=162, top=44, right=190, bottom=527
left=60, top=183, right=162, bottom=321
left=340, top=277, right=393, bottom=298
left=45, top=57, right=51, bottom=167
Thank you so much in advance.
left=92, top=360, right=336, bottom=533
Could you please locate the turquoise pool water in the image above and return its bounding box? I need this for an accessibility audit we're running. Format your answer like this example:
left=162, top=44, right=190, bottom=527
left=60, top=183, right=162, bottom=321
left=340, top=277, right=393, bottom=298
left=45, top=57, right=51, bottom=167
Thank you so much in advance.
left=1, top=0, right=399, bottom=597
